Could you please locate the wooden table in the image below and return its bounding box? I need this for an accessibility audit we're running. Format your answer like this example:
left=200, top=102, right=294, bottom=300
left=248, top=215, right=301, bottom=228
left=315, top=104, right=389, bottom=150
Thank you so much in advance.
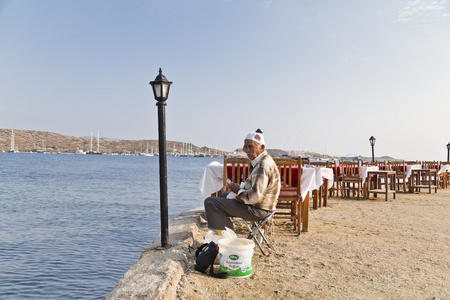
left=366, top=170, right=396, bottom=201
left=409, top=169, right=438, bottom=193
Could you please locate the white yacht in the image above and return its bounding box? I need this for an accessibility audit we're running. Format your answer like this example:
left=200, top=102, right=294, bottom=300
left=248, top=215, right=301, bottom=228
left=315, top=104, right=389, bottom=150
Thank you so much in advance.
left=75, top=148, right=86, bottom=155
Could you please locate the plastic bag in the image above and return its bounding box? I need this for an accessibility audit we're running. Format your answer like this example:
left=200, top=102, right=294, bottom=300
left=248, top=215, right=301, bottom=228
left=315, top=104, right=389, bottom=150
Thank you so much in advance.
left=222, top=227, right=237, bottom=239
left=204, top=227, right=237, bottom=244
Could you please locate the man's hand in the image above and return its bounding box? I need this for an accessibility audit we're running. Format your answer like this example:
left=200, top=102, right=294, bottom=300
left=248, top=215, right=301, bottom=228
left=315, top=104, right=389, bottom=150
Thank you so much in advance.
left=227, top=181, right=240, bottom=194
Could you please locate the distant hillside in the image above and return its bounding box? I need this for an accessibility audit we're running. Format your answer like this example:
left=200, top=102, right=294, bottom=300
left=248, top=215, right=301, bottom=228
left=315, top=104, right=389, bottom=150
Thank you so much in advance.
left=0, top=129, right=220, bottom=155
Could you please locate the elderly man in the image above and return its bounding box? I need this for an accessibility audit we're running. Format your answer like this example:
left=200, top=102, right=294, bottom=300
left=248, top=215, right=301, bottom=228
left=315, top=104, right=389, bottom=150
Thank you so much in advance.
left=204, top=129, right=280, bottom=233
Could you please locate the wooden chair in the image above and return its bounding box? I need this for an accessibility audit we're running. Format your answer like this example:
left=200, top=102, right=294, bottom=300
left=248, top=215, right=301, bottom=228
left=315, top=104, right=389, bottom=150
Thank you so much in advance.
left=377, top=161, right=388, bottom=170
left=340, top=161, right=363, bottom=199
left=209, top=156, right=250, bottom=197
left=273, top=157, right=302, bottom=235
left=438, top=162, right=450, bottom=188
left=387, top=161, right=407, bottom=192
left=222, top=155, right=251, bottom=194
left=422, top=161, right=439, bottom=169
left=405, top=160, right=419, bottom=165
left=422, top=161, right=439, bottom=187
left=329, top=160, right=341, bottom=197
left=308, top=161, right=330, bottom=208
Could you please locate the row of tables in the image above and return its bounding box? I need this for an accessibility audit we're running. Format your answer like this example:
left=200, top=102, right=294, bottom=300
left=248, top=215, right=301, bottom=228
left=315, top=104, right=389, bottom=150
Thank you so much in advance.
left=365, top=164, right=450, bottom=199
left=199, top=162, right=334, bottom=201
left=199, top=163, right=335, bottom=232
left=199, top=161, right=450, bottom=233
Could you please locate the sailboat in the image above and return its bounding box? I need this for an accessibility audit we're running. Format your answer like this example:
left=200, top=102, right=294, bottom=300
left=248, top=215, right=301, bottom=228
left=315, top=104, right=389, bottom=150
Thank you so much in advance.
left=86, top=131, right=102, bottom=155
left=8, top=130, right=17, bottom=153
left=140, top=142, right=154, bottom=156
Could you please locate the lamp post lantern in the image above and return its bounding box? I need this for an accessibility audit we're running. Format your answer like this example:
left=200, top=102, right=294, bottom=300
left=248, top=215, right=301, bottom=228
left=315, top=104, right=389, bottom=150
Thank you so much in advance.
left=447, top=142, right=450, bottom=162
left=150, top=68, right=173, bottom=248
left=369, top=136, right=376, bottom=163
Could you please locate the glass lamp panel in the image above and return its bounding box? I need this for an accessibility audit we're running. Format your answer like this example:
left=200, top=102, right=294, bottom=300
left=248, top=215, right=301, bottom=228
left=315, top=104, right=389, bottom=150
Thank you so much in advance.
left=153, top=83, right=162, bottom=99
left=162, top=84, right=169, bottom=99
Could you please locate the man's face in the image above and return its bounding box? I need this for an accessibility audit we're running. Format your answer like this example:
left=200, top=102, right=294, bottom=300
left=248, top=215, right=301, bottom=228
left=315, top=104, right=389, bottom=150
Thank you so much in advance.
left=243, top=139, right=265, bottom=160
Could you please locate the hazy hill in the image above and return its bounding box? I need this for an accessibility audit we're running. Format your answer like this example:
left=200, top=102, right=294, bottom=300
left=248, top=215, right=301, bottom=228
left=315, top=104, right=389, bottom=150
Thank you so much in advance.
left=0, top=129, right=318, bottom=158
left=0, top=129, right=217, bottom=155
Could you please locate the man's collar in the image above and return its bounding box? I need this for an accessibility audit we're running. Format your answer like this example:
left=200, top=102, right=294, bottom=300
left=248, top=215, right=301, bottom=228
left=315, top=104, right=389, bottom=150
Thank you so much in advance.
left=250, top=150, right=268, bottom=167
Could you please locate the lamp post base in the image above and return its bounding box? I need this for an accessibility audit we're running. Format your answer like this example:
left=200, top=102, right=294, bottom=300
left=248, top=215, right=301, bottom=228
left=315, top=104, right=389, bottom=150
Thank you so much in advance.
left=155, top=245, right=172, bottom=250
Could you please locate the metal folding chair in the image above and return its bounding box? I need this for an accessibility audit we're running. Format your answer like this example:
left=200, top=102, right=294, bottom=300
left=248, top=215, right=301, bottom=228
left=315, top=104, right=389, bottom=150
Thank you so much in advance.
left=242, top=211, right=275, bottom=256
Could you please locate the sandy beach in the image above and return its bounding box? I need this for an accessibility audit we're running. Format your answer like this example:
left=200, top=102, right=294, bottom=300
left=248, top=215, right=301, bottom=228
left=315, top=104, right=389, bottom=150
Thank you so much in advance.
left=176, top=189, right=450, bottom=299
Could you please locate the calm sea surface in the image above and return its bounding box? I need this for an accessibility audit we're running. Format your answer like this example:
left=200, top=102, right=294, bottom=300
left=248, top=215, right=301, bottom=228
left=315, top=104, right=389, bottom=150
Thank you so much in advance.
left=0, top=153, right=217, bottom=299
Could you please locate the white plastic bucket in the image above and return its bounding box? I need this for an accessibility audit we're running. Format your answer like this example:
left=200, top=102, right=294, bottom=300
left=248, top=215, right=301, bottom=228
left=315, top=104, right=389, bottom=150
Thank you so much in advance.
left=218, top=238, right=255, bottom=278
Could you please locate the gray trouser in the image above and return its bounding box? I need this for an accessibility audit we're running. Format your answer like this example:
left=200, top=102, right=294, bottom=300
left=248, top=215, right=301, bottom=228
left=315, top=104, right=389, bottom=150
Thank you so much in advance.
left=204, top=194, right=272, bottom=230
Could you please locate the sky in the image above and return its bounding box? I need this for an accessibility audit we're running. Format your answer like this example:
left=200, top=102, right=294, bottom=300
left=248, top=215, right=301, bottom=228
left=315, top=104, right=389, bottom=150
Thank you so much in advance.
left=0, top=0, right=449, bottom=160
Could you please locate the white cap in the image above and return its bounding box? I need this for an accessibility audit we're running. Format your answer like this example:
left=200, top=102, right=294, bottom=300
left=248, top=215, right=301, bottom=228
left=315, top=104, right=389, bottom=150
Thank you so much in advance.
left=245, top=129, right=265, bottom=145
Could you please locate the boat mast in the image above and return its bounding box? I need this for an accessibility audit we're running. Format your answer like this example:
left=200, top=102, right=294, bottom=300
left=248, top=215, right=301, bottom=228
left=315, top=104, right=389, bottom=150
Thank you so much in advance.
left=10, top=130, right=15, bottom=152
left=97, top=130, right=100, bottom=153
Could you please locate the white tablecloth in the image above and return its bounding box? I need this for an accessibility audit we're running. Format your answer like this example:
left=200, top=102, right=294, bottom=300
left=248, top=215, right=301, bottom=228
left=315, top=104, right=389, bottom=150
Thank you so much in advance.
left=360, top=166, right=379, bottom=182
left=300, top=167, right=316, bottom=200
left=406, top=164, right=422, bottom=179
left=199, top=161, right=224, bottom=197
left=311, top=167, right=334, bottom=190
left=438, top=164, right=450, bottom=175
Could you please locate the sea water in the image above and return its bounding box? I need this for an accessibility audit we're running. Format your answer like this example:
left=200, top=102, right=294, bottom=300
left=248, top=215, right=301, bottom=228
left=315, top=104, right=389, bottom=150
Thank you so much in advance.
left=0, top=153, right=218, bottom=299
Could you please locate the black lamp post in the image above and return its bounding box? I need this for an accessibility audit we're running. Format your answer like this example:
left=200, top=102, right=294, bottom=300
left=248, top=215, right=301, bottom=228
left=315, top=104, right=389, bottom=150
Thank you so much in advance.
left=150, top=68, right=173, bottom=248
left=369, top=136, right=376, bottom=162
left=447, top=142, right=450, bottom=162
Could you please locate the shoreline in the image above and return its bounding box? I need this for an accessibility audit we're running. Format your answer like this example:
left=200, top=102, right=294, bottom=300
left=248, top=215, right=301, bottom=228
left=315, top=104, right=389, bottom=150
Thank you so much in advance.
left=105, top=189, right=450, bottom=299
left=104, top=207, right=205, bottom=299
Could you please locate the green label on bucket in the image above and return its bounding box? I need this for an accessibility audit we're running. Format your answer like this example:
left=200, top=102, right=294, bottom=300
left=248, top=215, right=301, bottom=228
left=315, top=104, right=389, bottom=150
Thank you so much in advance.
left=219, top=255, right=253, bottom=277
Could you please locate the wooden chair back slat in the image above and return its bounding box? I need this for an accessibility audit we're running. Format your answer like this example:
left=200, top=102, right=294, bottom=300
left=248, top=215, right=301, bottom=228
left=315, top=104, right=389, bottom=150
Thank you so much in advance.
left=223, top=155, right=251, bottom=192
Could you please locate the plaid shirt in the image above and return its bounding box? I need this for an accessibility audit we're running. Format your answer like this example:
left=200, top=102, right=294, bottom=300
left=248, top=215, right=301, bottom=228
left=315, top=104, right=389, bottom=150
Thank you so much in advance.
left=236, top=150, right=280, bottom=211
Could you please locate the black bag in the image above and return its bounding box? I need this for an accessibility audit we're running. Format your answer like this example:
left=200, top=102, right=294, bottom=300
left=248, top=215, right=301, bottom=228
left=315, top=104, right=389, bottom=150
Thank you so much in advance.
left=194, top=241, right=228, bottom=279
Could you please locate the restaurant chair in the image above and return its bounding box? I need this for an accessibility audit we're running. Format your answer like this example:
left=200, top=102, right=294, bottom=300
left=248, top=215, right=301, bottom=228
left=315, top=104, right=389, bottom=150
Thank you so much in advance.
left=340, top=161, right=363, bottom=199
left=377, top=161, right=388, bottom=170
left=329, top=160, right=341, bottom=197
left=388, top=160, right=407, bottom=192
left=422, top=161, right=439, bottom=186
left=209, top=156, right=250, bottom=197
left=222, top=155, right=251, bottom=194
left=438, top=162, right=450, bottom=188
left=273, top=157, right=302, bottom=235
left=422, top=161, right=439, bottom=169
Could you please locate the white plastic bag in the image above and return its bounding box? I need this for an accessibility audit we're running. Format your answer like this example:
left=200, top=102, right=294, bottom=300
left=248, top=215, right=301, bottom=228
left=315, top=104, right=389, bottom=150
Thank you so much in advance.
left=204, top=227, right=237, bottom=244
left=222, top=227, right=237, bottom=239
